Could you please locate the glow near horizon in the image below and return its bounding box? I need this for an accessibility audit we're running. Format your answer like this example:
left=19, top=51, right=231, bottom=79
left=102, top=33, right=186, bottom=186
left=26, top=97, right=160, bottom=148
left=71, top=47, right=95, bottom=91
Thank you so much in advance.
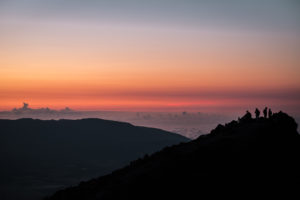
left=0, top=0, right=299, bottom=112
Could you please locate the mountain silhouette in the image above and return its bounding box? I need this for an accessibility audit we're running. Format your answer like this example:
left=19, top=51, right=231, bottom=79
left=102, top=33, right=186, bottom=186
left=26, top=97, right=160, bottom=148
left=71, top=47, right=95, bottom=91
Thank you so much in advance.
left=0, top=118, right=188, bottom=200
left=47, top=111, right=300, bottom=199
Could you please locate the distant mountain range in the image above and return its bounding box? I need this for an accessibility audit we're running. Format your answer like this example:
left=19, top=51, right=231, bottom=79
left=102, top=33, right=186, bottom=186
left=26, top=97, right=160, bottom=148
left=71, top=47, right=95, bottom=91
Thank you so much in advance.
left=47, top=112, right=300, bottom=199
left=0, top=103, right=234, bottom=139
left=0, top=118, right=188, bottom=200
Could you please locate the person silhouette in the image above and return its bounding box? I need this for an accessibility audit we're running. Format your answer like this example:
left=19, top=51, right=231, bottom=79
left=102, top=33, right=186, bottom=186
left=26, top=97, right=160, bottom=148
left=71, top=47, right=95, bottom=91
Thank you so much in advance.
left=263, top=107, right=268, bottom=118
left=255, top=108, right=260, bottom=119
left=268, top=108, right=273, bottom=118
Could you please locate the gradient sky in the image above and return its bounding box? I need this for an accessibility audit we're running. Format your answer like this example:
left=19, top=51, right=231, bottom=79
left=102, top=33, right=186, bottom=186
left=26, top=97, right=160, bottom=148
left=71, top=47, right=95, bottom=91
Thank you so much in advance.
left=0, top=0, right=300, bottom=113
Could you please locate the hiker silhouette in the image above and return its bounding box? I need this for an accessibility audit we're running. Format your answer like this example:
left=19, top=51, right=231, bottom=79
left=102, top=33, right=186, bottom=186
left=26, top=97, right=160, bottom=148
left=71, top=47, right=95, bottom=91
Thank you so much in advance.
left=268, top=108, right=273, bottom=118
left=255, top=108, right=260, bottom=119
left=263, top=107, right=268, bottom=118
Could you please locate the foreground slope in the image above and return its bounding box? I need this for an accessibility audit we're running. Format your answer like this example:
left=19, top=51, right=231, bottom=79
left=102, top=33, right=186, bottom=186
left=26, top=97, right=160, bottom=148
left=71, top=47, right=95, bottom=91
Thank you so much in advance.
left=0, top=118, right=188, bottom=200
left=48, top=112, right=300, bottom=199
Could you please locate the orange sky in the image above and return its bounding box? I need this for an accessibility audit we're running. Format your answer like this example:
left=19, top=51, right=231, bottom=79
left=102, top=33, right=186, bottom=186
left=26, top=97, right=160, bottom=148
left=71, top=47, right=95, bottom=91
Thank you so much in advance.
left=1, top=1, right=300, bottom=113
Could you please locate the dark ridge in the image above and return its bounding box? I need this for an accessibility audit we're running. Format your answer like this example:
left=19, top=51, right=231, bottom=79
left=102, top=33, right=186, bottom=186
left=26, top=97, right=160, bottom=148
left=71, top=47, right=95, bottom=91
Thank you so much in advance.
left=0, top=118, right=189, bottom=200
left=47, top=111, right=300, bottom=199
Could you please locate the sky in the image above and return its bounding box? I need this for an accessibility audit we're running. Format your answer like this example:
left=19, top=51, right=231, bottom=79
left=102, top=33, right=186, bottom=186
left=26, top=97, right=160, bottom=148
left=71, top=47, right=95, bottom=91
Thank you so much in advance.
left=0, top=0, right=300, bottom=113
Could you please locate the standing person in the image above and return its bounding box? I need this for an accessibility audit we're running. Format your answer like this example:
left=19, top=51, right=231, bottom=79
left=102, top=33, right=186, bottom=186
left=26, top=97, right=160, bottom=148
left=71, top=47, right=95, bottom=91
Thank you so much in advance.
left=263, top=107, right=268, bottom=118
left=255, top=108, right=260, bottom=119
left=268, top=108, right=273, bottom=118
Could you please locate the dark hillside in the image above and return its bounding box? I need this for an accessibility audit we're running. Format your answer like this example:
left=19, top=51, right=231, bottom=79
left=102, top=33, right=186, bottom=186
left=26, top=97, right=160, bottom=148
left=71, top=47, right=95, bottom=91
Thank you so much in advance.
left=48, top=112, right=300, bottom=199
left=0, top=118, right=188, bottom=200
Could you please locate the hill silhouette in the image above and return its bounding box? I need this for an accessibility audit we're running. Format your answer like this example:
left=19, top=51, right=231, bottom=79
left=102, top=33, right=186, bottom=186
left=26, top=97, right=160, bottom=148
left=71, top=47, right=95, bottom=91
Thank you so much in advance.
left=0, top=118, right=188, bottom=200
left=47, top=111, right=300, bottom=199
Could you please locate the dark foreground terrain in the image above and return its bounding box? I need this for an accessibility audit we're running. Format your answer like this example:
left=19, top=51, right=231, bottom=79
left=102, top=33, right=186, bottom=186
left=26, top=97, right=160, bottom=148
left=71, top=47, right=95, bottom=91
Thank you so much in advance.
left=47, top=112, right=300, bottom=199
left=0, top=118, right=188, bottom=200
